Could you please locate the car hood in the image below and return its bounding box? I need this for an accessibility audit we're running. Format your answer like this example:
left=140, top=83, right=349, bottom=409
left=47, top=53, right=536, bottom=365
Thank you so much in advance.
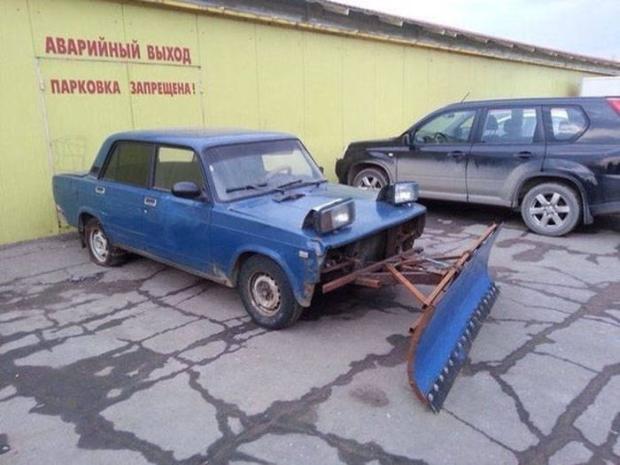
left=225, top=183, right=426, bottom=249
left=347, top=136, right=401, bottom=151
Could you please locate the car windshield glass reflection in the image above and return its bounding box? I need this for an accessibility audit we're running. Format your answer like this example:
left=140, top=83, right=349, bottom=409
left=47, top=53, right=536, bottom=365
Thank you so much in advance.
left=208, top=139, right=325, bottom=201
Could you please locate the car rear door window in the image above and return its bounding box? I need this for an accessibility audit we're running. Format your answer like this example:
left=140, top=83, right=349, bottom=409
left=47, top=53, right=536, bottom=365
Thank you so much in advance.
left=482, top=108, right=537, bottom=144
left=154, top=146, right=204, bottom=191
left=548, top=107, right=588, bottom=141
left=414, top=110, right=476, bottom=144
left=102, top=142, right=153, bottom=187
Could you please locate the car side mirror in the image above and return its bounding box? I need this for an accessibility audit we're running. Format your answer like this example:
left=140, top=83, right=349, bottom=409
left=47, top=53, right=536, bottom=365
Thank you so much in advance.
left=172, top=181, right=202, bottom=199
left=319, top=166, right=324, bottom=174
left=402, top=132, right=413, bottom=147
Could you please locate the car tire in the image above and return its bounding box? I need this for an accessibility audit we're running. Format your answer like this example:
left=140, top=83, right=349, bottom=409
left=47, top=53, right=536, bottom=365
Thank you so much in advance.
left=521, top=182, right=581, bottom=236
left=351, top=167, right=388, bottom=190
left=84, top=218, right=127, bottom=266
left=238, top=255, right=304, bottom=329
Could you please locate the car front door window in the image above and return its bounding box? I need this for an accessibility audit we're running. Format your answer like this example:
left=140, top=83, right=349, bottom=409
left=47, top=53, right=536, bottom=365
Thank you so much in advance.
left=414, top=110, right=476, bottom=145
left=154, top=146, right=205, bottom=191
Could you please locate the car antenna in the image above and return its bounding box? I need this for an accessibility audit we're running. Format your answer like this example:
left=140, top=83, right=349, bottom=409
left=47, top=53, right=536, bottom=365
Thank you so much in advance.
left=460, top=91, right=470, bottom=102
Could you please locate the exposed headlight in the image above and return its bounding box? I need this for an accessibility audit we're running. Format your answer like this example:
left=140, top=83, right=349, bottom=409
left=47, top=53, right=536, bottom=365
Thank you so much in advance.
left=378, top=182, right=419, bottom=205
left=303, top=198, right=355, bottom=234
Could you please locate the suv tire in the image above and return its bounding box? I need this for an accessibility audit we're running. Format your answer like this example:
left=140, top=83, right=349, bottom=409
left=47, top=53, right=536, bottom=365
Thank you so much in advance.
left=238, top=255, right=304, bottom=329
left=351, top=167, right=388, bottom=190
left=521, top=182, right=581, bottom=236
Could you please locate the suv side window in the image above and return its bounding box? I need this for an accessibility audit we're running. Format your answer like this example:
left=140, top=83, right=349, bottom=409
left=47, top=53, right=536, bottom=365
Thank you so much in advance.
left=102, top=142, right=153, bottom=187
left=548, top=106, right=588, bottom=141
left=482, top=107, right=537, bottom=144
left=154, top=146, right=204, bottom=191
left=414, top=110, right=476, bottom=144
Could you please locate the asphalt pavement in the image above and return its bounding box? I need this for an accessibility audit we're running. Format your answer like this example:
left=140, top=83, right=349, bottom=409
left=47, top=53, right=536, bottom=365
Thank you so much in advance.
left=1, top=204, right=619, bottom=465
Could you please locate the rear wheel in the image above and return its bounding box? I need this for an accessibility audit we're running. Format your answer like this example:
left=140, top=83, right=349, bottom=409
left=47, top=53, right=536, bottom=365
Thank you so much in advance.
left=351, top=167, right=388, bottom=190
left=84, top=218, right=127, bottom=266
left=520, top=182, right=581, bottom=236
left=238, top=255, right=303, bottom=329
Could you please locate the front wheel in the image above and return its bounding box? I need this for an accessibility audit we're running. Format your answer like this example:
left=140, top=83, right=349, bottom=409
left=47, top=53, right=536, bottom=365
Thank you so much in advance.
left=520, top=183, right=581, bottom=236
left=238, top=256, right=303, bottom=329
left=351, top=167, right=388, bottom=190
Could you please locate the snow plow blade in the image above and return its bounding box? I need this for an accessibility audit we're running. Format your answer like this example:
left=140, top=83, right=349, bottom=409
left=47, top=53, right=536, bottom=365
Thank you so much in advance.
left=321, top=223, right=500, bottom=412
left=408, top=224, right=500, bottom=412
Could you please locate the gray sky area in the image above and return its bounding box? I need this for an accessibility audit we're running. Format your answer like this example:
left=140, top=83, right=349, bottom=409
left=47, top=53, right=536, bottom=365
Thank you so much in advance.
left=339, top=0, right=620, bottom=61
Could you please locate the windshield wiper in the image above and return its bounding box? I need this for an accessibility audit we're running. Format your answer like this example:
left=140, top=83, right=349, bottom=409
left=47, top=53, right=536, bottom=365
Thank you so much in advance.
left=307, top=179, right=328, bottom=187
left=225, top=182, right=267, bottom=193
left=276, top=179, right=304, bottom=189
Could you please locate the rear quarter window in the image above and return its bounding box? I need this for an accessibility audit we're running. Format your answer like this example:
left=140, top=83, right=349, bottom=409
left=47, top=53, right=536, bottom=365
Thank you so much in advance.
left=548, top=106, right=588, bottom=142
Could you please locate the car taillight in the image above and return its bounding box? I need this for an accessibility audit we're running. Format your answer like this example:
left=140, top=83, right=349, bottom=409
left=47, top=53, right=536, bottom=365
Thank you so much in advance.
left=607, top=98, right=620, bottom=116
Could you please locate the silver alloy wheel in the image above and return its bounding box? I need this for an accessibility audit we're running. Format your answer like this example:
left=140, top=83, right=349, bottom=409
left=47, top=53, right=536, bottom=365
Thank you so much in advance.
left=528, top=191, right=571, bottom=229
left=89, top=228, right=109, bottom=263
left=357, top=174, right=383, bottom=190
left=250, top=273, right=281, bottom=316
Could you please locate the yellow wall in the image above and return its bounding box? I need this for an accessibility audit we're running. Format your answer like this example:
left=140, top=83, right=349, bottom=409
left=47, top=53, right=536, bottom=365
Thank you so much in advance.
left=0, top=0, right=596, bottom=245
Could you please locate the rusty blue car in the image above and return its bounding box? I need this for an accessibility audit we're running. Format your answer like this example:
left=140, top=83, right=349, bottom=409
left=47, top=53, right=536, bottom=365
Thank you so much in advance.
left=53, top=128, right=499, bottom=412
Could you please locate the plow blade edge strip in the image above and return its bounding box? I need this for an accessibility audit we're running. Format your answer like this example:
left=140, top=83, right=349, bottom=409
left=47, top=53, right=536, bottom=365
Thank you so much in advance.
left=409, top=226, right=500, bottom=412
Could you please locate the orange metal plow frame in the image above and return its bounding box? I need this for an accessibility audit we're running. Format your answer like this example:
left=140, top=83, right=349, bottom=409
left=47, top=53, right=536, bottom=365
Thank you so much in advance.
left=322, top=224, right=498, bottom=308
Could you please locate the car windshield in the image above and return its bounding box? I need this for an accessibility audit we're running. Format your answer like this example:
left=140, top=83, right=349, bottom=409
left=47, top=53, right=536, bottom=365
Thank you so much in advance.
left=207, top=139, right=325, bottom=201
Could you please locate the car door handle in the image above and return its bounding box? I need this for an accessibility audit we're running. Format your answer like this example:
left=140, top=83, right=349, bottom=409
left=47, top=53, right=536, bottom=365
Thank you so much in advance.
left=514, top=151, right=533, bottom=160
left=144, top=197, right=157, bottom=207
left=95, top=186, right=105, bottom=195
left=447, top=150, right=466, bottom=159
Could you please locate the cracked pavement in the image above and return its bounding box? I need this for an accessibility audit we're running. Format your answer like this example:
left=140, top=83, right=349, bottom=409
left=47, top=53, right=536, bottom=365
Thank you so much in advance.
left=1, top=204, right=619, bottom=465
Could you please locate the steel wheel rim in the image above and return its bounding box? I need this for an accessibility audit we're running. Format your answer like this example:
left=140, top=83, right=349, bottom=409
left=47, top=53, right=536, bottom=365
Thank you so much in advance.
left=358, top=175, right=383, bottom=190
left=249, top=273, right=281, bottom=316
left=528, top=192, right=571, bottom=229
left=90, top=228, right=109, bottom=262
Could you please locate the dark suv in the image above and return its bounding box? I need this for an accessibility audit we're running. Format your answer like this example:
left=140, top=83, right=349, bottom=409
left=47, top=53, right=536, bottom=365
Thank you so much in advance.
left=336, top=97, right=620, bottom=236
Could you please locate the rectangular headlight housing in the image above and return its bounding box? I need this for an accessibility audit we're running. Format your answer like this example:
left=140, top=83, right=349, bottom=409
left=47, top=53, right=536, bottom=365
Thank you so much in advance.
left=378, top=182, right=419, bottom=205
left=304, top=198, right=355, bottom=234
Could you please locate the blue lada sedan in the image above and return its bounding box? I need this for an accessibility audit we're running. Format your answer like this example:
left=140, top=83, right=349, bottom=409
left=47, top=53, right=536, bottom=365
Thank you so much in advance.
left=53, top=129, right=426, bottom=328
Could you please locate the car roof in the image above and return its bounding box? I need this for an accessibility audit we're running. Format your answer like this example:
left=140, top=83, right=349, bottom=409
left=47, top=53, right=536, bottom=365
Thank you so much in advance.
left=108, top=128, right=296, bottom=151
left=442, top=96, right=604, bottom=110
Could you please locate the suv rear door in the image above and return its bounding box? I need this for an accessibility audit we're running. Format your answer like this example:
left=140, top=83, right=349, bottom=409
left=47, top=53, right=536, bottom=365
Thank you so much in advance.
left=467, top=105, right=545, bottom=205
